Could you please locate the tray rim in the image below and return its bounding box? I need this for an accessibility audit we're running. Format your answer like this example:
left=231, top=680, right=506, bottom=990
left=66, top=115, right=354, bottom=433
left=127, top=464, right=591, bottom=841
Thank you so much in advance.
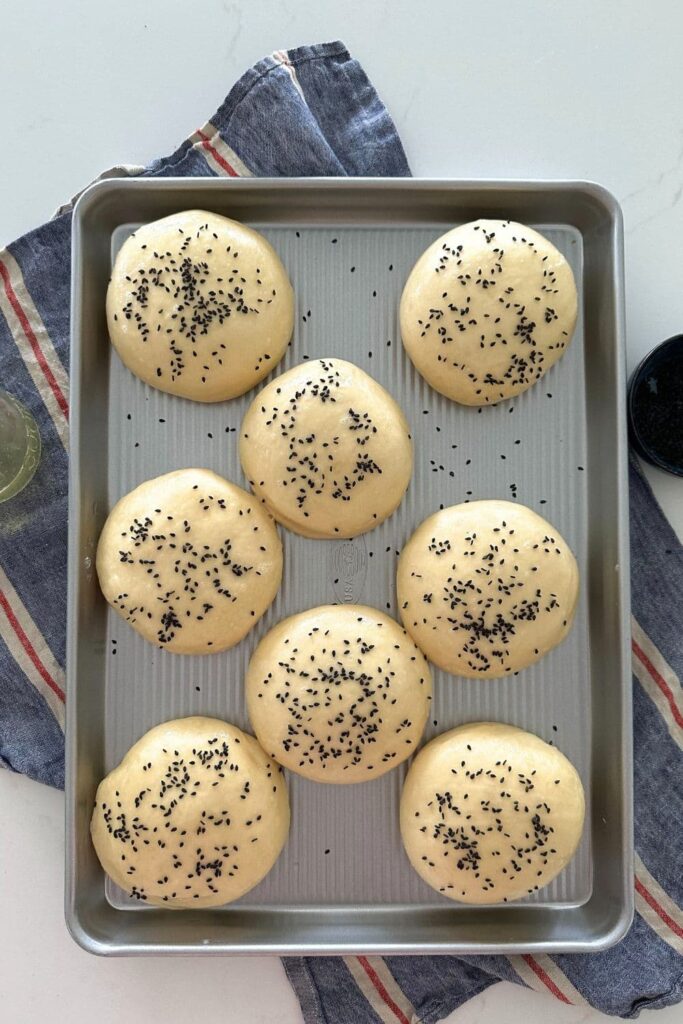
left=66, top=175, right=633, bottom=956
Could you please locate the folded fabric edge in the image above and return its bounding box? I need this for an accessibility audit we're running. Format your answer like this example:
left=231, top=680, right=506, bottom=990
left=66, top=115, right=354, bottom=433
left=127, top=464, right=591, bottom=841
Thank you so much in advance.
left=282, top=958, right=327, bottom=1024
left=46, top=40, right=354, bottom=219
left=213, top=38, right=350, bottom=131
left=408, top=977, right=498, bottom=1024
left=625, top=970, right=683, bottom=1018
left=630, top=452, right=683, bottom=559
left=283, top=956, right=500, bottom=1024
left=150, top=40, right=354, bottom=179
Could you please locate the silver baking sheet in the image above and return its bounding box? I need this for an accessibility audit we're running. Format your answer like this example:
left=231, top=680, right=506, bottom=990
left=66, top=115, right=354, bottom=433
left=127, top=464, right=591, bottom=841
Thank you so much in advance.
left=67, top=178, right=632, bottom=954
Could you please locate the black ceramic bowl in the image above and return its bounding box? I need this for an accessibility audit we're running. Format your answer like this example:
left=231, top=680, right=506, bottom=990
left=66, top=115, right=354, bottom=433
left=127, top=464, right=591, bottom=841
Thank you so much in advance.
left=628, top=334, right=683, bottom=476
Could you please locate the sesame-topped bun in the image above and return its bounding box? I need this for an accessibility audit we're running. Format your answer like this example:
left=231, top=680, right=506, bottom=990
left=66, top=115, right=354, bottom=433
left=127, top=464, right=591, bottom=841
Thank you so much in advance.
left=397, top=500, right=579, bottom=678
left=106, top=210, right=294, bottom=401
left=90, top=717, right=290, bottom=908
left=96, top=469, right=282, bottom=654
left=400, top=723, right=585, bottom=904
left=239, top=358, right=413, bottom=539
left=400, top=220, right=578, bottom=406
left=246, top=605, right=432, bottom=783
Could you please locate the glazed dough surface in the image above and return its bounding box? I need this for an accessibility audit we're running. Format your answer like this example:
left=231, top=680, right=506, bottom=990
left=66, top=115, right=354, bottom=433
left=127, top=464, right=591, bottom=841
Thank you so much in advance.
left=400, top=722, right=585, bottom=904
left=106, top=210, right=294, bottom=401
left=90, top=717, right=290, bottom=908
left=96, top=469, right=282, bottom=654
left=400, top=219, right=577, bottom=405
left=240, top=358, right=413, bottom=538
left=246, top=604, right=432, bottom=783
left=397, top=500, right=579, bottom=678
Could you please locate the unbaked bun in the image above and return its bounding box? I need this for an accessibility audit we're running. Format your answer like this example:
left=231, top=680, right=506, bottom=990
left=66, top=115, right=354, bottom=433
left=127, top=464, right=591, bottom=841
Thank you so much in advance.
left=106, top=210, right=294, bottom=401
left=246, top=604, right=432, bottom=783
left=96, top=468, right=282, bottom=654
left=240, top=358, right=413, bottom=538
left=397, top=500, right=579, bottom=678
left=400, top=722, right=585, bottom=904
left=400, top=220, right=577, bottom=405
left=91, top=717, right=290, bottom=907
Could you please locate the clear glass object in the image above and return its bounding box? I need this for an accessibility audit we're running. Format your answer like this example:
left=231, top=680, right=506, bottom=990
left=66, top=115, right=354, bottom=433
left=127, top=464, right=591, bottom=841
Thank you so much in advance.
left=0, top=390, right=41, bottom=503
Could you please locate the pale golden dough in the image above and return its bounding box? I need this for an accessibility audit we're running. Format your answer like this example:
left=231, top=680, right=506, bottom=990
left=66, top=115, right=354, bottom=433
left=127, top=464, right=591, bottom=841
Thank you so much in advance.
left=96, top=469, right=282, bottom=654
left=400, top=722, right=585, bottom=904
left=397, top=500, right=579, bottom=678
left=90, top=717, right=290, bottom=908
left=106, top=210, right=293, bottom=401
left=400, top=220, right=577, bottom=405
left=240, top=358, right=413, bottom=539
left=246, top=605, right=432, bottom=783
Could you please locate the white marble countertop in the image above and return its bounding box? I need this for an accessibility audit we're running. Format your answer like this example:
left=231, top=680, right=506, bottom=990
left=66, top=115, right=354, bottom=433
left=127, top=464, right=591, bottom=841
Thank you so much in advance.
left=1, top=1, right=682, bottom=1021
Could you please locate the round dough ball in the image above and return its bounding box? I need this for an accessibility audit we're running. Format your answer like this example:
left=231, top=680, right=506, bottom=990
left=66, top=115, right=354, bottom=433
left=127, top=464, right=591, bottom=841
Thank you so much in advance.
left=106, top=210, right=294, bottom=401
left=400, top=722, right=585, bottom=904
left=240, top=358, right=413, bottom=538
left=91, top=717, right=290, bottom=908
left=96, top=468, right=282, bottom=654
left=400, top=219, right=577, bottom=405
left=397, top=500, right=579, bottom=678
left=246, top=604, right=432, bottom=783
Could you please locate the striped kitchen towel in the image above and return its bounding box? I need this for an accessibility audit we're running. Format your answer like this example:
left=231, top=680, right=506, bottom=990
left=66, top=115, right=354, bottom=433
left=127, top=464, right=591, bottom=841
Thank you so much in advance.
left=0, top=39, right=680, bottom=1021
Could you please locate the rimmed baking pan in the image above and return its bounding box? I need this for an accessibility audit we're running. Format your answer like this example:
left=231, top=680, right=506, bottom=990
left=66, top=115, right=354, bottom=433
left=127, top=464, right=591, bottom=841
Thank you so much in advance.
left=67, top=178, right=632, bottom=954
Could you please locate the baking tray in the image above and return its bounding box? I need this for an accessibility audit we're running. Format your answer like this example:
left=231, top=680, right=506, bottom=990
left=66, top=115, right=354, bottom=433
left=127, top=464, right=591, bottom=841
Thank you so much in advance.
left=66, top=178, right=632, bottom=955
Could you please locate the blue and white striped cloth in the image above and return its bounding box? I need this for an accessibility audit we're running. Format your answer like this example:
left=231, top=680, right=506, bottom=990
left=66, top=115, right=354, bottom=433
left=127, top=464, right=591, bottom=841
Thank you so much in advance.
left=0, top=40, right=680, bottom=1021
